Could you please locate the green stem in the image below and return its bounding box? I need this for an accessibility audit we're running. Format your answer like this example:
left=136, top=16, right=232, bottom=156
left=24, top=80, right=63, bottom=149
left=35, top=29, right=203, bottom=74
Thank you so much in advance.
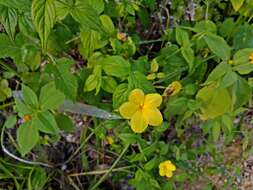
left=68, top=165, right=135, bottom=177
left=0, top=102, right=15, bottom=110
left=90, top=144, right=129, bottom=190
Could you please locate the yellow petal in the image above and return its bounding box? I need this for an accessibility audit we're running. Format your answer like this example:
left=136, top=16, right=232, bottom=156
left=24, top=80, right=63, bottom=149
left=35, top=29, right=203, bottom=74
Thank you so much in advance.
left=119, top=102, right=139, bottom=119
left=143, top=107, right=163, bottom=126
left=144, top=93, right=162, bottom=108
left=165, top=171, right=173, bottom=178
left=159, top=166, right=166, bottom=176
left=167, top=163, right=176, bottom=171
left=130, top=110, right=148, bottom=133
left=129, top=89, right=144, bottom=105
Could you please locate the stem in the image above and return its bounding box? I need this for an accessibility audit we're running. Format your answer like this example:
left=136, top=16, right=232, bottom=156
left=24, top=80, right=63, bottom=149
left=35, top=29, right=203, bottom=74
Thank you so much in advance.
left=68, top=165, right=135, bottom=177
left=90, top=144, right=129, bottom=190
left=0, top=102, right=15, bottom=110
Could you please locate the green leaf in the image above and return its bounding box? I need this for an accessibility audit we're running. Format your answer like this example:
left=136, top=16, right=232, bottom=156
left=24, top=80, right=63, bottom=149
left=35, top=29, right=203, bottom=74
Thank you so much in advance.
left=0, top=0, right=31, bottom=11
left=70, top=0, right=103, bottom=32
left=0, top=79, right=12, bottom=102
left=128, top=71, right=155, bottom=93
left=100, top=14, right=115, bottom=35
left=232, top=76, right=251, bottom=109
left=204, top=33, right=231, bottom=61
left=176, top=27, right=190, bottom=46
left=84, top=74, right=100, bottom=92
left=4, top=115, right=17, bottom=129
left=233, top=48, right=253, bottom=65
left=55, top=114, right=74, bottom=133
left=0, top=5, right=18, bottom=41
left=113, top=83, right=130, bottom=108
left=102, top=56, right=131, bottom=77
left=86, top=0, right=104, bottom=14
left=218, top=70, right=238, bottom=89
left=17, top=121, right=39, bottom=156
left=205, top=62, right=231, bottom=84
left=233, top=63, right=253, bottom=75
left=212, top=121, right=221, bottom=141
left=36, top=111, right=59, bottom=134
left=0, top=34, right=27, bottom=71
left=39, top=82, right=65, bottom=110
left=46, top=58, right=78, bottom=101
left=230, top=0, right=245, bottom=11
left=79, top=27, right=106, bottom=59
left=22, top=85, right=39, bottom=108
left=144, top=157, right=157, bottom=171
left=15, top=99, right=32, bottom=116
left=101, top=76, right=117, bottom=93
left=196, top=85, right=232, bottom=119
left=32, top=0, right=56, bottom=51
left=181, top=46, right=194, bottom=72
left=55, top=0, right=74, bottom=20
left=222, top=115, right=233, bottom=133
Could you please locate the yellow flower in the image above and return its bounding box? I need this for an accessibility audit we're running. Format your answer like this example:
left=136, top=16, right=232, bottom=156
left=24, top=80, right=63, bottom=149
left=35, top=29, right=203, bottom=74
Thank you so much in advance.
left=119, top=89, right=163, bottom=133
left=117, top=32, right=128, bottom=42
left=249, top=53, right=253, bottom=64
left=106, top=136, right=114, bottom=145
left=159, top=160, right=176, bottom=178
left=163, top=81, right=182, bottom=97
left=23, top=115, right=31, bottom=123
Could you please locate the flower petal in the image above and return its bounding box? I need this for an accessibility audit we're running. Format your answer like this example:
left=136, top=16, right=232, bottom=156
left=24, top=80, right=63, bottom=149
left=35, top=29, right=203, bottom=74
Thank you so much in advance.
left=119, top=102, right=139, bottom=119
left=130, top=110, right=148, bottom=133
left=129, top=89, right=144, bottom=105
left=167, top=164, right=176, bottom=171
left=144, top=93, right=162, bottom=108
left=165, top=171, right=173, bottom=178
left=143, top=108, right=163, bottom=126
left=159, top=166, right=166, bottom=176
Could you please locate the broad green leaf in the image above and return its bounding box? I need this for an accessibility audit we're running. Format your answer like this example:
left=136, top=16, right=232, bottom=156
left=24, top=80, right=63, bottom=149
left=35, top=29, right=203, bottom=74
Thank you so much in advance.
left=194, top=20, right=217, bottom=33
left=230, top=0, right=245, bottom=11
left=196, top=85, right=232, bottom=119
left=3, top=115, right=17, bottom=129
left=55, top=113, right=74, bottom=133
left=113, top=83, right=130, bottom=108
left=176, top=27, right=190, bottom=46
left=128, top=71, right=155, bottom=93
left=79, top=27, right=106, bottom=59
left=0, top=6, right=18, bottom=41
left=100, top=14, right=115, bottom=35
left=218, top=70, right=238, bottom=89
left=22, top=85, right=39, bottom=108
left=39, top=82, right=65, bottom=110
left=46, top=58, right=78, bottom=101
left=0, top=0, right=31, bottom=11
left=205, top=62, right=231, bottom=84
left=36, top=111, right=59, bottom=134
left=70, top=0, right=103, bottom=32
left=84, top=74, right=100, bottom=92
left=233, top=24, right=253, bottom=50
left=232, top=76, right=251, bottom=109
left=32, top=0, right=56, bottom=51
left=222, top=115, right=233, bottom=133
left=19, top=13, right=37, bottom=38
left=101, top=76, right=117, bottom=93
left=87, top=0, right=104, bottom=14
left=233, top=48, right=253, bottom=65
left=204, top=33, right=231, bottom=61
left=102, top=56, right=131, bottom=77
left=15, top=99, right=32, bottom=116
left=233, top=63, right=253, bottom=75
left=55, top=0, right=74, bottom=20
left=0, top=34, right=27, bottom=71
left=17, top=121, right=39, bottom=156
left=181, top=46, right=194, bottom=72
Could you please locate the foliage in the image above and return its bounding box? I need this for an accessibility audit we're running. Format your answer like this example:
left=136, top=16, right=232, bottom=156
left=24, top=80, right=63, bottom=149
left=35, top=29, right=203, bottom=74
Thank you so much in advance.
left=0, top=0, right=253, bottom=189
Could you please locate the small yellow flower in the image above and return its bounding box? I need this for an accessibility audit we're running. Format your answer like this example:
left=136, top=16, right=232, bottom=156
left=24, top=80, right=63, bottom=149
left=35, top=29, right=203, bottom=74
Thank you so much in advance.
left=106, top=136, right=114, bottom=145
left=146, top=73, right=157, bottom=80
left=163, top=81, right=182, bottom=97
left=159, top=160, right=176, bottom=178
left=150, top=59, right=159, bottom=73
left=228, top=60, right=234, bottom=65
left=119, top=89, right=163, bottom=133
left=117, top=32, right=128, bottom=42
left=23, top=115, right=31, bottom=123
left=249, top=53, right=253, bottom=64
